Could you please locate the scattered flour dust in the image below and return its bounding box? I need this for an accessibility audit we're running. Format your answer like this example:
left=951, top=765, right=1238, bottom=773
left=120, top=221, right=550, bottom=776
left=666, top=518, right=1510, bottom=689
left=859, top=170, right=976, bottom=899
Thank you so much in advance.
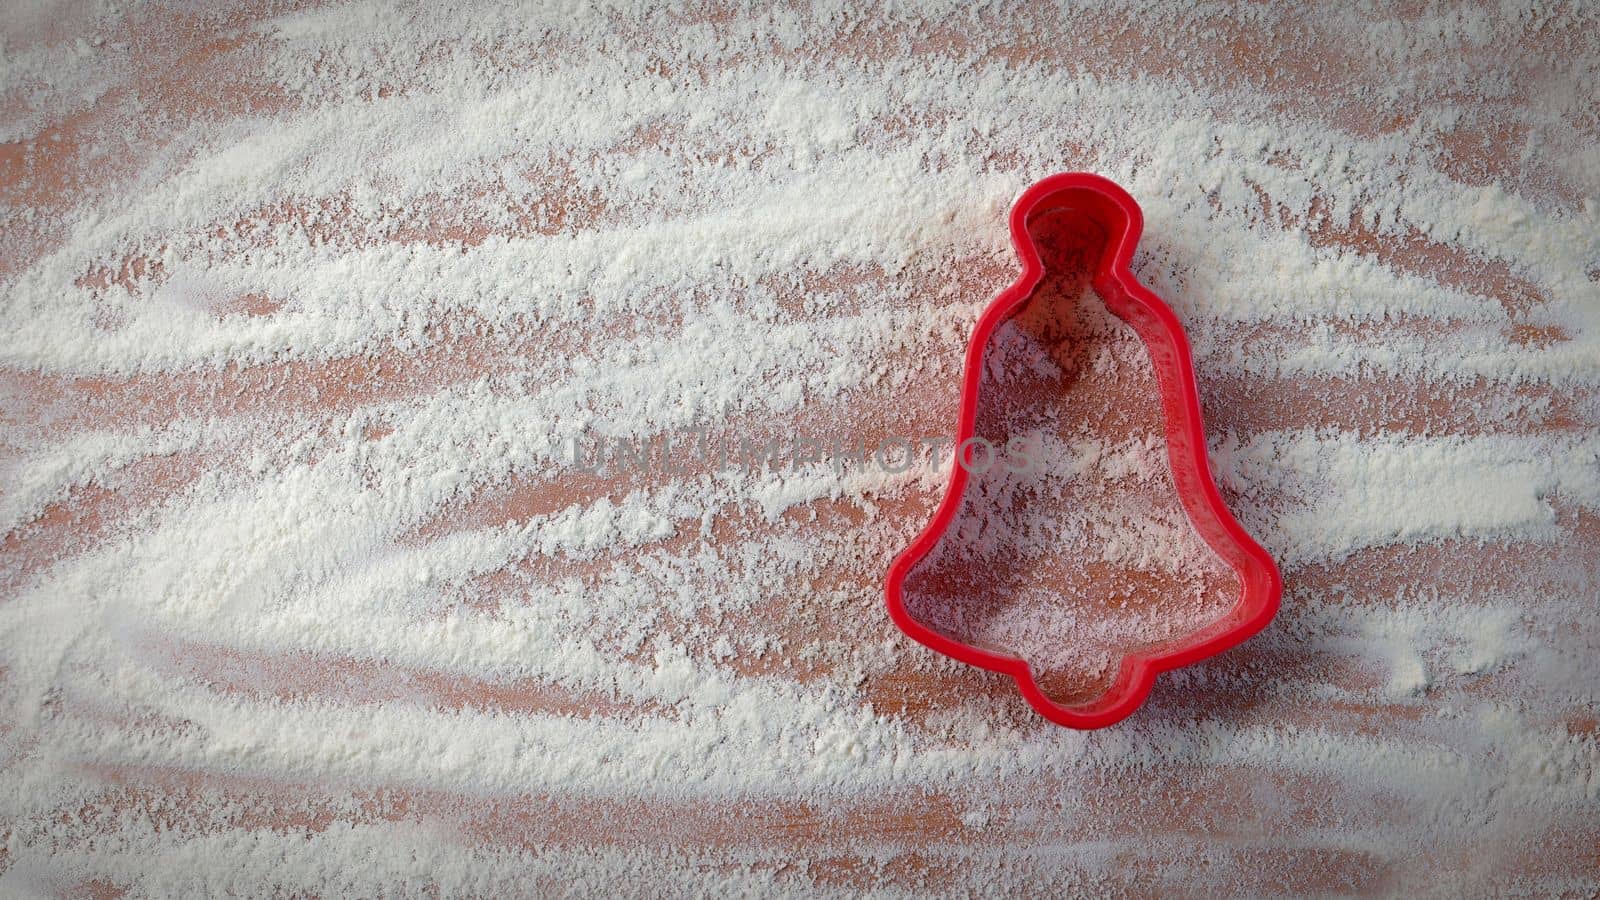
left=2, top=1, right=1598, bottom=897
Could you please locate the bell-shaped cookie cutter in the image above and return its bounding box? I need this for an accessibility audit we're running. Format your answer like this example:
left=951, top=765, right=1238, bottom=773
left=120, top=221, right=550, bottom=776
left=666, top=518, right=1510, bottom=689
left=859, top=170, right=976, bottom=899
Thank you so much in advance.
left=885, top=172, right=1282, bottom=729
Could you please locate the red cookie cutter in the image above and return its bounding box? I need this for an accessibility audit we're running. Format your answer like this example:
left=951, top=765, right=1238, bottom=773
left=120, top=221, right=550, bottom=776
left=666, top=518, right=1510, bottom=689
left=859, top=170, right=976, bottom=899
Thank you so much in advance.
left=884, top=172, right=1281, bottom=729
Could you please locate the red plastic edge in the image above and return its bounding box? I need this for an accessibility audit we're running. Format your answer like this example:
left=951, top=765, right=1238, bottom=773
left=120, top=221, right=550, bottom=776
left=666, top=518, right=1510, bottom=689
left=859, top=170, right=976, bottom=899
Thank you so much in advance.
left=883, top=172, right=1283, bottom=729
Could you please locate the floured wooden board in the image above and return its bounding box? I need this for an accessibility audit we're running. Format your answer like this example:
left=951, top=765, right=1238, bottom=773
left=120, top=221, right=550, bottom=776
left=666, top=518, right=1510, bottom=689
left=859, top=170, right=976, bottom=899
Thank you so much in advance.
left=2, top=2, right=1597, bottom=896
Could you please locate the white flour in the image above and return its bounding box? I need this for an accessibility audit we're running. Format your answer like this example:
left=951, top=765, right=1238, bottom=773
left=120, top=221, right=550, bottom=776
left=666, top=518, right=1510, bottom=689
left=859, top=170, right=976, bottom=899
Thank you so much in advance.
left=2, top=0, right=1598, bottom=896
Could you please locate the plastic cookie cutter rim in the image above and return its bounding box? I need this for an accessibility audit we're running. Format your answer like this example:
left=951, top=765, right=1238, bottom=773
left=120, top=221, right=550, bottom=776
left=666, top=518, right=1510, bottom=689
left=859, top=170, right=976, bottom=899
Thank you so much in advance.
left=884, top=172, right=1282, bottom=729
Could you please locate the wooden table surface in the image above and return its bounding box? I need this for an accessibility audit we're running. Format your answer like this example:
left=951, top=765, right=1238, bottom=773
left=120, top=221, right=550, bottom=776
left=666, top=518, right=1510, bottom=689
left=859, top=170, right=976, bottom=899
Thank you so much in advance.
left=2, top=2, right=1597, bottom=897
